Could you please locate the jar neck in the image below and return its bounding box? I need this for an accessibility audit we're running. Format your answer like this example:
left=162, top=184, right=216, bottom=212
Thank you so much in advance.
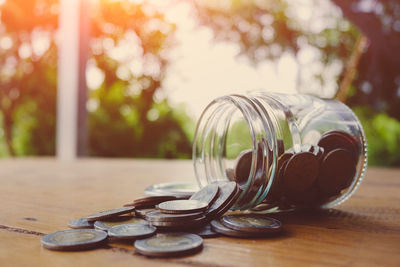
left=193, top=94, right=280, bottom=210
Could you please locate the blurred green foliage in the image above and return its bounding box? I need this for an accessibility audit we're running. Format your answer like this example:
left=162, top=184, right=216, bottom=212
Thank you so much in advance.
left=354, top=107, right=400, bottom=166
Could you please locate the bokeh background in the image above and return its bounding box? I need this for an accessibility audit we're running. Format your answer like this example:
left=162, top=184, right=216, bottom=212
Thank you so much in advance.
left=0, top=0, right=399, bottom=166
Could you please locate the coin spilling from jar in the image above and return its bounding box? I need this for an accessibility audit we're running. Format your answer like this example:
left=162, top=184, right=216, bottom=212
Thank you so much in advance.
left=228, top=130, right=360, bottom=211
left=41, top=181, right=283, bottom=257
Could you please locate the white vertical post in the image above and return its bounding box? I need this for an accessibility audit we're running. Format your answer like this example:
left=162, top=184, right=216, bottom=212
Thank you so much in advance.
left=56, top=0, right=80, bottom=160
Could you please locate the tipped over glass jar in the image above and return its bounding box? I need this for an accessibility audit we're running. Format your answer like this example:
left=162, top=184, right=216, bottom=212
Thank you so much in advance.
left=192, top=93, right=367, bottom=212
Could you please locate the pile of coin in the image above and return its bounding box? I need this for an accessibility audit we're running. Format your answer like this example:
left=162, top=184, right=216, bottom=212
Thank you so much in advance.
left=41, top=181, right=283, bottom=257
left=228, top=130, right=360, bottom=210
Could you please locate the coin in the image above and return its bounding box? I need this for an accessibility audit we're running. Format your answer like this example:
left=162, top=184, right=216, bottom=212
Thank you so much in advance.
left=282, top=152, right=319, bottom=193
left=192, top=223, right=220, bottom=238
left=318, top=130, right=358, bottom=162
left=149, top=216, right=207, bottom=228
left=210, top=219, right=260, bottom=238
left=108, top=223, right=156, bottom=240
left=317, top=148, right=356, bottom=197
left=145, top=209, right=205, bottom=222
left=124, top=195, right=179, bottom=209
left=206, top=181, right=238, bottom=219
left=68, top=218, right=93, bottom=229
left=144, top=182, right=199, bottom=198
left=189, top=183, right=219, bottom=206
left=266, top=153, right=293, bottom=201
left=234, top=149, right=253, bottom=184
left=135, top=208, right=155, bottom=218
left=86, top=207, right=135, bottom=222
left=94, top=216, right=148, bottom=231
left=134, top=233, right=203, bottom=257
left=157, top=199, right=208, bottom=214
left=277, top=139, right=285, bottom=156
left=41, top=229, right=107, bottom=251
left=221, top=214, right=282, bottom=233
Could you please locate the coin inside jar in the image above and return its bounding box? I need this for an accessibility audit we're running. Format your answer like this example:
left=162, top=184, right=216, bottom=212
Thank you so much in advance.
left=282, top=152, right=319, bottom=193
left=234, top=149, right=253, bottom=185
left=157, top=199, right=208, bottom=214
left=221, top=214, right=282, bottom=234
left=134, top=233, right=203, bottom=257
left=210, top=219, right=260, bottom=238
left=108, top=223, right=156, bottom=240
left=41, top=229, right=107, bottom=251
left=317, top=148, right=356, bottom=197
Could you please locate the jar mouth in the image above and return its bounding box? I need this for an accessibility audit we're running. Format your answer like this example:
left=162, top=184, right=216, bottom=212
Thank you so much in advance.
left=192, top=94, right=278, bottom=210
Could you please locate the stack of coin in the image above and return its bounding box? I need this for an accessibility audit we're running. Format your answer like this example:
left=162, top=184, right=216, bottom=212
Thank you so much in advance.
left=42, top=180, right=279, bottom=257
left=211, top=214, right=282, bottom=238
left=229, top=130, right=359, bottom=210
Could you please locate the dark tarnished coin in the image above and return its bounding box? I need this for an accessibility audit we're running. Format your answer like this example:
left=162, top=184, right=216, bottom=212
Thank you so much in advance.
left=282, top=152, right=319, bottom=193
left=94, top=216, right=147, bottom=231
left=266, top=152, right=293, bottom=202
left=68, top=218, right=93, bottom=229
left=192, top=223, right=220, bottom=238
left=134, top=233, right=203, bottom=257
left=221, top=214, right=282, bottom=233
left=318, top=130, right=358, bottom=162
left=317, top=148, right=356, bottom=197
left=145, top=209, right=204, bottom=222
left=277, top=139, right=285, bottom=156
left=210, top=219, right=260, bottom=238
left=108, top=223, right=156, bottom=240
left=189, top=184, right=219, bottom=206
left=135, top=208, right=155, bottom=218
left=234, top=149, right=253, bottom=184
left=206, top=181, right=238, bottom=219
left=86, top=207, right=135, bottom=222
left=41, top=229, right=107, bottom=251
left=157, top=199, right=208, bottom=214
left=144, top=182, right=198, bottom=198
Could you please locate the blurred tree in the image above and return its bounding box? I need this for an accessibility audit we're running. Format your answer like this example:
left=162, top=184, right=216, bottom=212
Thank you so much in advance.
left=0, top=0, right=58, bottom=156
left=193, top=0, right=400, bottom=165
left=0, top=0, right=192, bottom=158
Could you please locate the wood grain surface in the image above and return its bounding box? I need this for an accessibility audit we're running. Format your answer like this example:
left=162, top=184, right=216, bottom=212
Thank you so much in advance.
left=0, top=158, right=399, bottom=267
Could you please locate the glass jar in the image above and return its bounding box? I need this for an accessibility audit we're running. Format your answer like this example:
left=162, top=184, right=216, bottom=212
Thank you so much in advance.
left=192, top=92, right=367, bottom=211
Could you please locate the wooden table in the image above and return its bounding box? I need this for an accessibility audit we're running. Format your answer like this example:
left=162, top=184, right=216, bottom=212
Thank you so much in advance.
left=0, top=159, right=399, bottom=267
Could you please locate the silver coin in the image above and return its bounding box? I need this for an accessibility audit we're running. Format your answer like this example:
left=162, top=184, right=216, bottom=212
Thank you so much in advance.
left=41, top=229, right=107, bottom=251
left=68, top=218, right=93, bottom=229
left=94, top=216, right=147, bottom=231
left=210, top=219, right=259, bottom=238
left=135, top=208, right=155, bottom=218
left=144, top=182, right=199, bottom=198
left=145, top=209, right=204, bottom=222
left=149, top=216, right=206, bottom=227
left=86, top=207, right=135, bottom=221
left=189, top=184, right=219, bottom=206
left=157, top=199, right=208, bottom=214
left=192, top=224, right=220, bottom=238
left=221, top=214, right=282, bottom=233
left=134, top=233, right=203, bottom=257
left=108, top=223, right=156, bottom=240
left=206, top=182, right=238, bottom=219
